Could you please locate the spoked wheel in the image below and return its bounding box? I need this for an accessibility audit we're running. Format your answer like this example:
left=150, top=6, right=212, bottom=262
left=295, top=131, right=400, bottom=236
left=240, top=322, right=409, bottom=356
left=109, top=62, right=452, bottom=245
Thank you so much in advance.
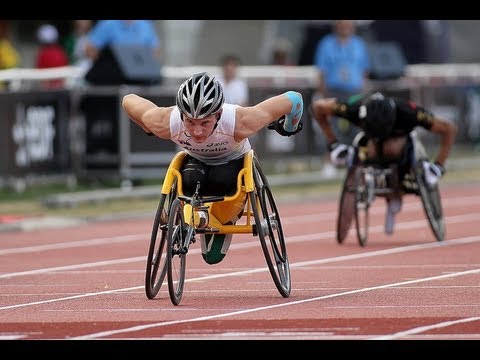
left=414, top=160, right=445, bottom=242
left=251, top=156, right=291, bottom=298
left=166, top=198, right=188, bottom=306
left=145, top=180, right=177, bottom=299
left=354, top=166, right=370, bottom=247
left=337, top=165, right=356, bottom=244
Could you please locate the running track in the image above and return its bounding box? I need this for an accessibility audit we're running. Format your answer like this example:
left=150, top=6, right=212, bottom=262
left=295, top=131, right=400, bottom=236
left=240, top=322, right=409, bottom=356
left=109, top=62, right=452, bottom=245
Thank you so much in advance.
left=1, top=182, right=480, bottom=342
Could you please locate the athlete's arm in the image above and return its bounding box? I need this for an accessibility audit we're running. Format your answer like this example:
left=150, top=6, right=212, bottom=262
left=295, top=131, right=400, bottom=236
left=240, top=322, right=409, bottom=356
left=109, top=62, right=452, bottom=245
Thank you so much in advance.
left=233, top=91, right=303, bottom=141
left=122, top=93, right=174, bottom=139
left=311, top=97, right=339, bottom=145
left=429, top=116, right=457, bottom=166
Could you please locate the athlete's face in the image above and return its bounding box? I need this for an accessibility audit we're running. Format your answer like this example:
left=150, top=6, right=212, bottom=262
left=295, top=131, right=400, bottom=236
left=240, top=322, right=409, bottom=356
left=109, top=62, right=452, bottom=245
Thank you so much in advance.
left=183, top=113, right=220, bottom=143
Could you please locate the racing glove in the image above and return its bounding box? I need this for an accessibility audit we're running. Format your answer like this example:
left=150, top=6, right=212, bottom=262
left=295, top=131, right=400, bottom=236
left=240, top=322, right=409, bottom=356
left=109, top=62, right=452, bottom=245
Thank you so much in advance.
left=328, top=142, right=354, bottom=167
left=423, top=161, right=445, bottom=187
left=267, top=116, right=303, bottom=137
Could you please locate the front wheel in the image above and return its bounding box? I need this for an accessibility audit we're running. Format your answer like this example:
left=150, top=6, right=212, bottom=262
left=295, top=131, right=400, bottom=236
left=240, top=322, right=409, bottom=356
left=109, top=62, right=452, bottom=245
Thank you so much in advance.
left=414, top=160, right=445, bottom=242
left=337, top=165, right=356, bottom=244
left=354, top=166, right=370, bottom=247
left=167, top=198, right=188, bottom=305
left=145, top=181, right=177, bottom=299
left=251, top=156, right=291, bottom=298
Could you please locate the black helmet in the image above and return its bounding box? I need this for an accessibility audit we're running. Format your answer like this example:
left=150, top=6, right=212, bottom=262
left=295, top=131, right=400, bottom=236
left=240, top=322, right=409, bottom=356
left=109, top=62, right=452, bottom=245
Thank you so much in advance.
left=361, top=95, right=397, bottom=140
left=176, top=72, right=225, bottom=119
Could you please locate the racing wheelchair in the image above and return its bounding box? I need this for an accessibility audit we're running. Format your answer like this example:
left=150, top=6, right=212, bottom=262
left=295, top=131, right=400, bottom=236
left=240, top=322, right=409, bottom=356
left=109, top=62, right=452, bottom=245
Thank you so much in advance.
left=144, top=149, right=291, bottom=305
left=337, top=130, right=445, bottom=247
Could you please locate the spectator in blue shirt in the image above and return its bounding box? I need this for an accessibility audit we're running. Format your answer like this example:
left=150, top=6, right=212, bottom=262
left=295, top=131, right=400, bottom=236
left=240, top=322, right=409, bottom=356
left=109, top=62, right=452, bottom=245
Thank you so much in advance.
left=85, top=20, right=161, bottom=62
left=312, top=20, right=371, bottom=177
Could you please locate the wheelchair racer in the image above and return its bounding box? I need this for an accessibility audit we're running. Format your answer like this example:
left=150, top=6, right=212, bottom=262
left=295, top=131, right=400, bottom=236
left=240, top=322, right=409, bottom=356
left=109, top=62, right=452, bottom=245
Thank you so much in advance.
left=123, top=72, right=303, bottom=264
left=311, top=91, right=457, bottom=234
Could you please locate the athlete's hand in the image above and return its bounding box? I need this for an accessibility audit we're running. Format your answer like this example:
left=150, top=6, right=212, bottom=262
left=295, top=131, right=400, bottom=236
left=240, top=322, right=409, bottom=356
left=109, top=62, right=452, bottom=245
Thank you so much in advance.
left=328, top=142, right=354, bottom=167
left=423, top=161, right=445, bottom=187
left=267, top=116, right=303, bottom=137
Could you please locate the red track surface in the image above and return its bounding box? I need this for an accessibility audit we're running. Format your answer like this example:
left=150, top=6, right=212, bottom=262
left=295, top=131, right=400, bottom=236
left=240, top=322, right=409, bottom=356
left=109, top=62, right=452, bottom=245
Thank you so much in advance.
left=1, top=182, right=480, bottom=342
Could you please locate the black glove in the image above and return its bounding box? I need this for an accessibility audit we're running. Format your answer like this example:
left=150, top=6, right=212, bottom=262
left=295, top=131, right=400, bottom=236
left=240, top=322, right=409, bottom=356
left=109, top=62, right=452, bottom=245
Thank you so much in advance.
left=267, top=116, right=303, bottom=137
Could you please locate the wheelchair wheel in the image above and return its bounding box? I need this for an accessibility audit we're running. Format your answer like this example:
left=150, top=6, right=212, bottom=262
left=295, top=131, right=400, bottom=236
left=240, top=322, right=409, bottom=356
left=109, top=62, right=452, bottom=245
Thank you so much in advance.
left=251, top=156, right=291, bottom=298
left=354, top=166, right=370, bottom=247
left=337, top=165, right=356, bottom=244
left=166, top=198, right=188, bottom=305
left=414, top=160, right=445, bottom=242
left=145, top=180, right=177, bottom=299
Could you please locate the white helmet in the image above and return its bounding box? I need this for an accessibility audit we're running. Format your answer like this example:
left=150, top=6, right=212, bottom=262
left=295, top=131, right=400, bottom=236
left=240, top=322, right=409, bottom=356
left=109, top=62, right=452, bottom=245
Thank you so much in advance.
left=176, top=72, right=224, bottom=119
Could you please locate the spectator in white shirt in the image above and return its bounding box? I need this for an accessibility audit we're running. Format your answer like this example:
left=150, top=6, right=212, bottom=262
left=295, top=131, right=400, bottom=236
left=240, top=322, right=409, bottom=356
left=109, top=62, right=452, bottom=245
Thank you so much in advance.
left=217, top=54, right=249, bottom=106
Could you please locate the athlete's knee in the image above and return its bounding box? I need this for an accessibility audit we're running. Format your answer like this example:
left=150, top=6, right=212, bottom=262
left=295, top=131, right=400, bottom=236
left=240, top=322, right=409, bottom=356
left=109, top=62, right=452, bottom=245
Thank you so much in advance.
left=182, top=158, right=207, bottom=195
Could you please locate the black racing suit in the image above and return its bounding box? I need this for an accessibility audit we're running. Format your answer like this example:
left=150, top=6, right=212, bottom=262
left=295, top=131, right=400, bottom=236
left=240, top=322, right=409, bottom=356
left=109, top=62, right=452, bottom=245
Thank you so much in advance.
left=333, top=93, right=436, bottom=181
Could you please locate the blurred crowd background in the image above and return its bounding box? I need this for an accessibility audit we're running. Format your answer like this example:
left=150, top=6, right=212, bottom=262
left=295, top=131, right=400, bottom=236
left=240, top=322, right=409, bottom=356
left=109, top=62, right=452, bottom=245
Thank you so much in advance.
left=1, top=20, right=480, bottom=192
left=0, top=20, right=474, bottom=67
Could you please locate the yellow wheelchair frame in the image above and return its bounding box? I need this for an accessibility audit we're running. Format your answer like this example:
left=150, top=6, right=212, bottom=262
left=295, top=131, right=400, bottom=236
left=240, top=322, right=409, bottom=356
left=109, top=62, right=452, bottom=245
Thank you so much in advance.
left=145, top=149, right=291, bottom=305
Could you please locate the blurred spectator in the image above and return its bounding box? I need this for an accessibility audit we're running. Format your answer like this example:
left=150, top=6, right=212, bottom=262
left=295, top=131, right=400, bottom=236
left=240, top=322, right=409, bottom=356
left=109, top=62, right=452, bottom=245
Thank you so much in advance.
left=271, top=38, right=293, bottom=65
left=85, top=20, right=161, bottom=62
left=63, top=20, right=93, bottom=75
left=314, top=20, right=371, bottom=104
left=312, top=20, right=370, bottom=178
left=35, top=24, right=69, bottom=89
left=217, top=54, right=249, bottom=106
left=0, top=20, right=20, bottom=70
left=0, top=20, right=21, bottom=90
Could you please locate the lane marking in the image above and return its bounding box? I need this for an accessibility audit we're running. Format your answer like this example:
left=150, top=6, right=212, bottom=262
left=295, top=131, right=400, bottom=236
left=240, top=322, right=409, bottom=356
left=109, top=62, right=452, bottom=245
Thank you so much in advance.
left=1, top=212, right=479, bottom=280
left=1, top=233, right=480, bottom=312
left=371, top=316, right=480, bottom=340
left=1, top=193, right=479, bottom=256
left=68, top=267, right=480, bottom=340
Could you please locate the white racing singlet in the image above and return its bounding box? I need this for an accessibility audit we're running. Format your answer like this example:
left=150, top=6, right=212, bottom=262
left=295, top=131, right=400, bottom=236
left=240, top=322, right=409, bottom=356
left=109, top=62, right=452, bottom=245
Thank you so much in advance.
left=169, top=103, right=252, bottom=165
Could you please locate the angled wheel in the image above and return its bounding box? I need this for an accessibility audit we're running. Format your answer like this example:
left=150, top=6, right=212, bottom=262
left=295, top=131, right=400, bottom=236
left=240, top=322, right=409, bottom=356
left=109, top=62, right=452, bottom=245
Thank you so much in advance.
left=354, top=166, right=370, bottom=247
left=337, top=165, right=356, bottom=244
left=414, top=160, right=445, bottom=242
left=145, top=180, right=177, bottom=299
left=167, top=198, right=188, bottom=306
left=251, top=156, right=291, bottom=298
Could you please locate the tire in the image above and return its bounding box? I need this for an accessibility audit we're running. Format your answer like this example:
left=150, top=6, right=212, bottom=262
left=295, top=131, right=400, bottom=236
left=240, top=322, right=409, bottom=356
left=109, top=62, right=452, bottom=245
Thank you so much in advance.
left=251, top=156, right=291, bottom=298
left=145, top=180, right=177, bottom=299
left=414, top=160, right=445, bottom=242
left=354, top=166, right=370, bottom=247
left=167, top=198, right=188, bottom=306
left=337, top=165, right=356, bottom=244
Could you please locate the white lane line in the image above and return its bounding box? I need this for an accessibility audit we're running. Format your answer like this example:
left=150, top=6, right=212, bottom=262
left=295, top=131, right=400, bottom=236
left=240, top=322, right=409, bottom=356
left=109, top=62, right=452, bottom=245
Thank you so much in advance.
left=282, top=194, right=480, bottom=224
left=2, top=233, right=480, bottom=312
left=0, top=234, right=148, bottom=256
left=1, top=211, right=478, bottom=281
left=1, top=193, right=479, bottom=256
left=69, top=267, right=480, bottom=340
left=371, top=316, right=480, bottom=340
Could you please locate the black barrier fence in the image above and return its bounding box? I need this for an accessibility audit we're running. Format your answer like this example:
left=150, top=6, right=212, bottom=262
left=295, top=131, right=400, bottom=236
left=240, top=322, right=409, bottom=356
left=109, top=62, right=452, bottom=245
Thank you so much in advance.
left=0, top=82, right=475, bottom=187
left=0, top=90, right=71, bottom=181
left=78, top=85, right=178, bottom=181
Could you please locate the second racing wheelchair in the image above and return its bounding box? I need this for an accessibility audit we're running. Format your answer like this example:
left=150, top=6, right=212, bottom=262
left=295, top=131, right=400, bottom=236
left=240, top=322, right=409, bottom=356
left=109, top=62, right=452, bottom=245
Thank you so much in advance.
left=337, top=130, right=445, bottom=247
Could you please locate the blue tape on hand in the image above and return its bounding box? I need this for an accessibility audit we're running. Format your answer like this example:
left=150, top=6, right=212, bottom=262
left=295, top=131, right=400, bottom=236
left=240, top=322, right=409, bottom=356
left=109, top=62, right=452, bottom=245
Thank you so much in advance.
left=284, top=91, right=304, bottom=132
